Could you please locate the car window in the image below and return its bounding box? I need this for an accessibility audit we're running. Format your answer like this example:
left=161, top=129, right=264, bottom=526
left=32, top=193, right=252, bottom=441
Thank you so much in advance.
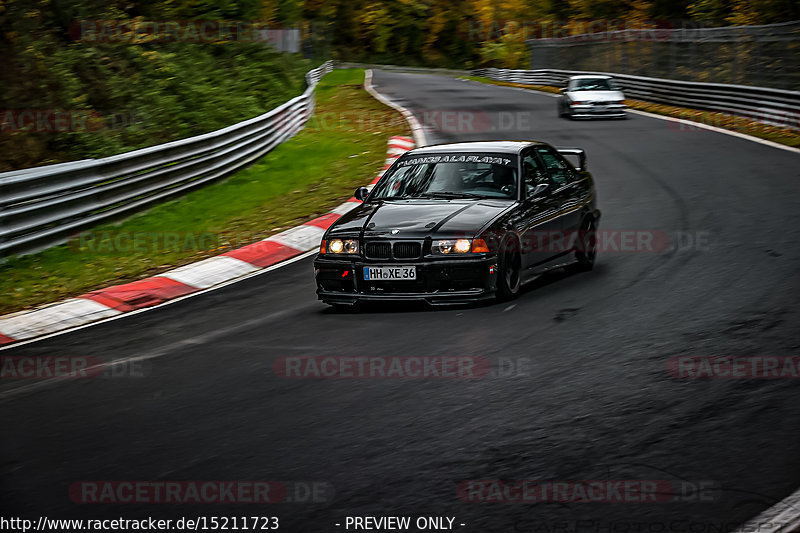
left=522, top=153, right=549, bottom=198
left=535, top=146, right=576, bottom=188
left=376, top=162, right=432, bottom=199
left=372, top=153, right=519, bottom=200
left=570, top=78, right=615, bottom=91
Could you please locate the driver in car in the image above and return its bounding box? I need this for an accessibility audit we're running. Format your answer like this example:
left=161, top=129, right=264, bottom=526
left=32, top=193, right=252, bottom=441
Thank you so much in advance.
left=493, top=165, right=517, bottom=197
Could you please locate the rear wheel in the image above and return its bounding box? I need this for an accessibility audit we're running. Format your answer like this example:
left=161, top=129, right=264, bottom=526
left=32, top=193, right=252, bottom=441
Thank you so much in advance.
left=496, top=235, right=522, bottom=301
left=568, top=216, right=597, bottom=272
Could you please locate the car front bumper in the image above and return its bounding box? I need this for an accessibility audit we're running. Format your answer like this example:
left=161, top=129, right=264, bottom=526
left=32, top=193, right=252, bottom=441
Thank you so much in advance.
left=569, top=104, right=626, bottom=118
left=314, top=255, right=499, bottom=305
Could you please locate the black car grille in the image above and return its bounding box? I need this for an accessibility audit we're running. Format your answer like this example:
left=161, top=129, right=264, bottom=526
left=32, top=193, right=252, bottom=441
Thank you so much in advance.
left=365, top=242, right=391, bottom=259
left=393, top=242, right=421, bottom=259
left=364, top=241, right=422, bottom=260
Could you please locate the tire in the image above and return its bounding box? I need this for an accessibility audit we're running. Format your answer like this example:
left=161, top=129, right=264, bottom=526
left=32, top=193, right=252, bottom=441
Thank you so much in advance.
left=496, top=235, right=522, bottom=301
left=568, top=216, right=597, bottom=273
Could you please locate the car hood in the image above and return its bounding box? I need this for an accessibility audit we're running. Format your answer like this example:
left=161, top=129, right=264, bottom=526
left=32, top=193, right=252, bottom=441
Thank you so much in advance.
left=567, top=90, right=624, bottom=102
left=330, top=199, right=514, bottom=239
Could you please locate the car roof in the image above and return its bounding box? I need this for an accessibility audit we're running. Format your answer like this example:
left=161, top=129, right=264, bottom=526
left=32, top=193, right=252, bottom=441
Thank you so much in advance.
left=408, top=141, right=541, bottom=155
left=569, top=75, right=613, bottom=80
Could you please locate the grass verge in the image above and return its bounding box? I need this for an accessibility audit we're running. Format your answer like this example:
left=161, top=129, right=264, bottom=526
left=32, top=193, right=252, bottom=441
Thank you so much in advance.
left=463, top=76, right=800, bottom=149
left=1, top=69, right=410, bottom=315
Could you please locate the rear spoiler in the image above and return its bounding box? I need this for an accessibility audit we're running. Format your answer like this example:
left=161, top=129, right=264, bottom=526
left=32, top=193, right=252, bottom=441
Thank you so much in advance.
left=556, top=147, right=587, bottom=171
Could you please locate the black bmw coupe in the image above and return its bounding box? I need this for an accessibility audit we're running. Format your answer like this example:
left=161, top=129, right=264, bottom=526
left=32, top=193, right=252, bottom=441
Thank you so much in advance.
left=314, top=141, right=600, bottom=306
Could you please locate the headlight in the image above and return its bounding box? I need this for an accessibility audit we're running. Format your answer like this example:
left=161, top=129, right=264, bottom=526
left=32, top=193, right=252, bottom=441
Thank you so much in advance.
left=432, top=239, right=489, bottom=254
left=326, top=238, right=358, bottom=254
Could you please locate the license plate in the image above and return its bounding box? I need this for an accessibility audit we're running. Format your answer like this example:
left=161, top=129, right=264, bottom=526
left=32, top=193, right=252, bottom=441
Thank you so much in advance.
left=593, top=105, right=608, bottom=112
left=363, top=266, right=417, bottom=280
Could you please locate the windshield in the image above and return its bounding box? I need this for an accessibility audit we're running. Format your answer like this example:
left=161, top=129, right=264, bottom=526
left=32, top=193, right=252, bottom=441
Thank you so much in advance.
left=372, top=153, right=519, bottom=200
left=571, top=78, right=618, bottom=91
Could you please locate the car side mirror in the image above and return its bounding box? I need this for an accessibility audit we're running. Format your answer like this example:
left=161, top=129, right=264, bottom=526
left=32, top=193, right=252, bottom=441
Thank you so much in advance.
left=531, top=183, right=550, bottom=198
left=354, top=186, right=369, bottom=202
left=559, top=87, right=567, bottom=93
left=556, top=148, right=587, bottom=172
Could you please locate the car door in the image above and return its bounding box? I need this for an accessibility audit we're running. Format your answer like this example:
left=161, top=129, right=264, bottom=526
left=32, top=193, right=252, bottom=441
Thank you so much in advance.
left=517, top=148, right=562, bottom=268
left=533, top=145, right=588, bottom=258
left=534, top=145, right=591, bottom=258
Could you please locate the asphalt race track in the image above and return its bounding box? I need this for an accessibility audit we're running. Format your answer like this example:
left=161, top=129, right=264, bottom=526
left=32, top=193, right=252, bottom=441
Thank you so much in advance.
left=2, top=70, right=800, bottom=531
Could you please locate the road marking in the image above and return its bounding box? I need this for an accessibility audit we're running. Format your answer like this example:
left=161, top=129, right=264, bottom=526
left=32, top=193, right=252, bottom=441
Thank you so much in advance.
left=0, top=306, right=300, bottom=401
left=741, top=485, right=800, bottom=532
left=0, top=250, right=317, bottom=353
left=627, top=109, right=800, bottom=154
left=458, top=76, right=799, bottom=154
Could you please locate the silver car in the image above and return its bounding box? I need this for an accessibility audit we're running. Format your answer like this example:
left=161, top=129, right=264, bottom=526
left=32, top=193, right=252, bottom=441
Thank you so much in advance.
left=558, top=75, right=627, bottom=119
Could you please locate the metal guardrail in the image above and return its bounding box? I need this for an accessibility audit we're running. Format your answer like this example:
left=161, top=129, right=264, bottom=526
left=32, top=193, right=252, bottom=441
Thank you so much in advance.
left=473, top=67, right=799, bottom=129
left=0, top=61, right=333, bottom=258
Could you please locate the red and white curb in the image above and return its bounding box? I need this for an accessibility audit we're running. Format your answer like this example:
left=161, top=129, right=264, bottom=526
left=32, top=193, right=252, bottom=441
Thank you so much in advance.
left=0, top=135, right=415, bottom=347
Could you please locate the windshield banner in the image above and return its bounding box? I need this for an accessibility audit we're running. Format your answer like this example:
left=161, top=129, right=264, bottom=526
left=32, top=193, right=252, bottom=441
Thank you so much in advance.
left=395, top=153, right=515, bottom=168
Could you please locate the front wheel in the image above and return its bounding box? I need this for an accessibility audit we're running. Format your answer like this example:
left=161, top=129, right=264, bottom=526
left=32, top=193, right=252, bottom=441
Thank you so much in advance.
left=496, top=235, right=522, bottom=301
